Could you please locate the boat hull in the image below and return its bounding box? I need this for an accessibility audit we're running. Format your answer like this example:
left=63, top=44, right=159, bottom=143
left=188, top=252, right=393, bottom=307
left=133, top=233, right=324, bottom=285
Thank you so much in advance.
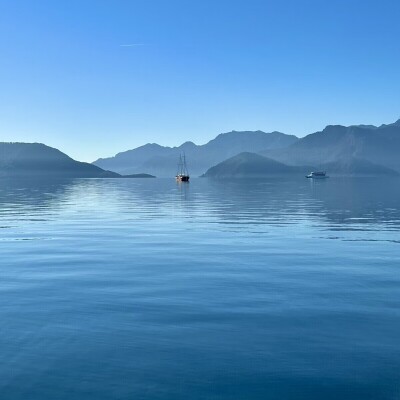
left=176, top=175, right=190, bottom=182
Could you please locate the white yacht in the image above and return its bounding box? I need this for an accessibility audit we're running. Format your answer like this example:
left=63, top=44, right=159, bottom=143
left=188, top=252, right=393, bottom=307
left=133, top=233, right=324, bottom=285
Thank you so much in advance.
left=306, top=171, right=328, bottom=179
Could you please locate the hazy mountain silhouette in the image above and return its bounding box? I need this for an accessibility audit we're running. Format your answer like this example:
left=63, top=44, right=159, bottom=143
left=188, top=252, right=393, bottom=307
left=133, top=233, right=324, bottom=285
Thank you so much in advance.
left=202, top=152, right=309, bottom=178
left=93, top=131, right=299, bottom=177
left=4, top=119, right=400, bottom=179
left=0, top=143, right=119, bottom=178
left=263, top=119, right=400, bottom=173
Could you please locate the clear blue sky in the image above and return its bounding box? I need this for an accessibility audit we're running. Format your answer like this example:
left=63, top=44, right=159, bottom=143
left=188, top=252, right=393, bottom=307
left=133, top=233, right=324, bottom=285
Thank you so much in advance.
left=1, top=0, right=400, bottom=161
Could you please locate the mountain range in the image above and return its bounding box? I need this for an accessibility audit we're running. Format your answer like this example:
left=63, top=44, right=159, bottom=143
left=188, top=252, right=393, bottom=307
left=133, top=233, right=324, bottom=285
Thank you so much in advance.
left=93, top=131, right=298, bottom=177
left=1, top=119, right=400, bottom=179
left=93, top=119, right=400, bottom=177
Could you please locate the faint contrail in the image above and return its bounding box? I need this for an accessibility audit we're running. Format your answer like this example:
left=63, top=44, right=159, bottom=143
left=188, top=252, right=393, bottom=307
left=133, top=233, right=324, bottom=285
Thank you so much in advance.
left=119, top=43, right=145, bottom=47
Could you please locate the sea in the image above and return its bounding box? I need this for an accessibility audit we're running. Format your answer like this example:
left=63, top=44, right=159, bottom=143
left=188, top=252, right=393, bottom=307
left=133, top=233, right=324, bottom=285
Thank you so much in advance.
left=1, top=177, right=400, bottom=399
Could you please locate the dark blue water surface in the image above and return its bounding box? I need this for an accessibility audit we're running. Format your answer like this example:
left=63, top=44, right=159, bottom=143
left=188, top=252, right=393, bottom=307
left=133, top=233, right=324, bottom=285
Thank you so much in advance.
left=1, top=177, right=400, bottom=400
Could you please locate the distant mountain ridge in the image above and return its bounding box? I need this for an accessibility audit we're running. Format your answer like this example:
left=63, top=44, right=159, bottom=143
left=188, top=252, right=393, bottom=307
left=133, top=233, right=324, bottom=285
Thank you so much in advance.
left=262, top=119, right=400, bottom=173
left=93, top=130, right=299, bottom=177
left=93, top=119, right=400, bottom=177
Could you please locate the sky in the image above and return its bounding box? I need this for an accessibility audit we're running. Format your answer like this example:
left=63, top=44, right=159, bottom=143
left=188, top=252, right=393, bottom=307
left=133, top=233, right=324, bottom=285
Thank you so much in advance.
left=0, top=0, right=400, bottom=162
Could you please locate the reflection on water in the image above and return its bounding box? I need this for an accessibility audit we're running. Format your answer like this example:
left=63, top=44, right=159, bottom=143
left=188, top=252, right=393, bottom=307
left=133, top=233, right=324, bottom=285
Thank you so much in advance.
left=2, top=176, right=400, bottom=230
left=1, top=177, right=400, bottom=400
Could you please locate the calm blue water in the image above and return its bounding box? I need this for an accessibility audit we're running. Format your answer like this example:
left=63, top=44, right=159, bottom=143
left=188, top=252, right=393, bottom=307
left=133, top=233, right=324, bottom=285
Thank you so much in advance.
left=1, top=177, right=400, bottom=400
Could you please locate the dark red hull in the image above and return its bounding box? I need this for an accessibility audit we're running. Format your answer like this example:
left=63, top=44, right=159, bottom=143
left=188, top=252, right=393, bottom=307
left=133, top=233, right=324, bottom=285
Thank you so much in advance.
left=176, top=175, right=190, bottom=182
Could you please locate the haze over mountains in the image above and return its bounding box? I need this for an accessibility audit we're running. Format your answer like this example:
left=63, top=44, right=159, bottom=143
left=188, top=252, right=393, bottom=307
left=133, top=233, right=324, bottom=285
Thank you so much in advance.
left=94, top=119, right=400, bottom=177
left=1, top=119, right=400, bottom=179
left=93, top=131, right=298, bottom=177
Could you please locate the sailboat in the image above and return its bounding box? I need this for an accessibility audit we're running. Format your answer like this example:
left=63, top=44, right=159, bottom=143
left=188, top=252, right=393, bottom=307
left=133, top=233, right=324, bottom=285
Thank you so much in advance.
left=176, top=153, right=190, bottom=182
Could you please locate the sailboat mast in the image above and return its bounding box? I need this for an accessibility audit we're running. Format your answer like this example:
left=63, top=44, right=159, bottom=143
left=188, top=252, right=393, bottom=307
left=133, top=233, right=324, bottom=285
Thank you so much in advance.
left=183, top=153, right=188, bottom=175
left=175, top=152, right=190, bottom=181
left=177, top=154, right=182, bottom=175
